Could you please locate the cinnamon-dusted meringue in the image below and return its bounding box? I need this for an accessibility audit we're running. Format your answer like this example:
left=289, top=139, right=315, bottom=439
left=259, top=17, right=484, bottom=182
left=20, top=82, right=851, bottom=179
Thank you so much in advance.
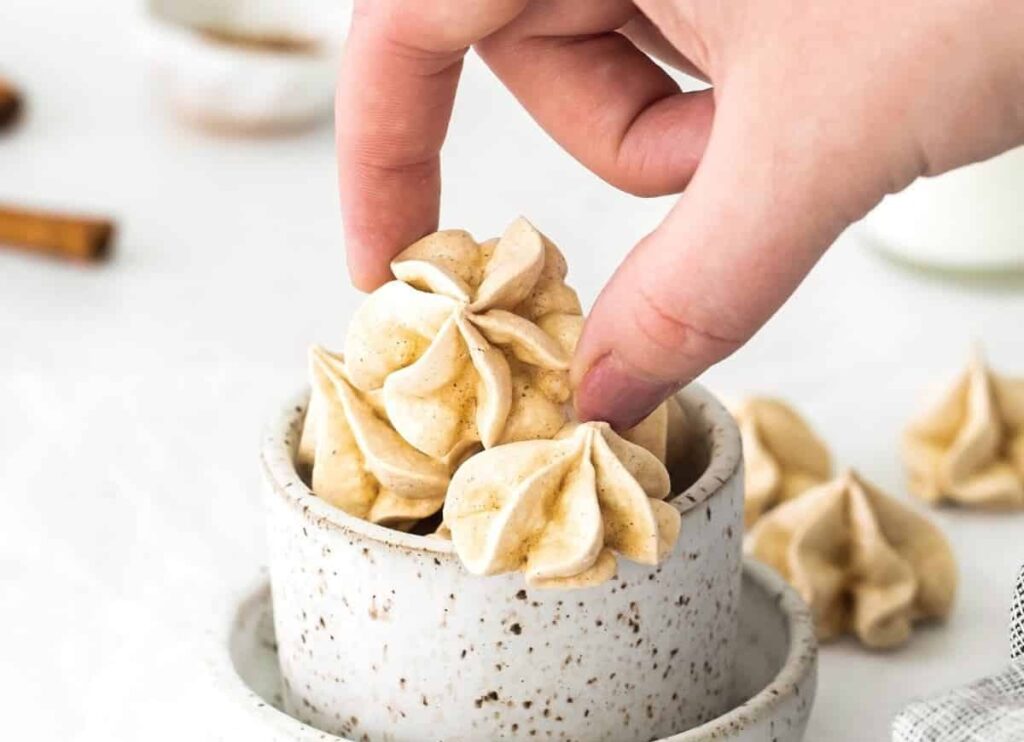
left=344, top=218, right=583, bottom=459
left=745, top=470, right=957, bottom=649
left=443, top=421, right=681, bottom=589
left=298, top=346, right=449, bottom=527
left=622, top=395, right=690, bottom=475
left=732, top=397, right=833, bottom=527
left=903, top=352, right=1024, bottom=508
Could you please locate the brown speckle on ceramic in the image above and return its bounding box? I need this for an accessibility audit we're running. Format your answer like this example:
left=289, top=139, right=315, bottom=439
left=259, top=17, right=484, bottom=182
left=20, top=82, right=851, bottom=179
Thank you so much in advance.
left=262, top=385, right=745, bottom=741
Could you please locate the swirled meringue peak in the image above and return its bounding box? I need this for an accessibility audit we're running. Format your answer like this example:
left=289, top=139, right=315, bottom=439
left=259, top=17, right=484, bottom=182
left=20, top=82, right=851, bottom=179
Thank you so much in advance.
left=732, top=397, right=833, bottom=527
left=298, top=346, right=450, bottom=528
left=344, top=218, right=583, bottom=459
left=903, top=350, right=1024, bottom=508
left=442, top=421, right=681, bottom=589
left=745, top=469, right=957, bottom=649
left=622, top=396, right=691, bottom=474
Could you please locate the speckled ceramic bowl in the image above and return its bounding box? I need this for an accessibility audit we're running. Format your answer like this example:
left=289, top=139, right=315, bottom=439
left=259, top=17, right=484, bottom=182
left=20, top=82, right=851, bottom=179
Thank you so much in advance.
left=262, top=385, right=744, bottom=742
left=213, top=560, right=816, bottom=742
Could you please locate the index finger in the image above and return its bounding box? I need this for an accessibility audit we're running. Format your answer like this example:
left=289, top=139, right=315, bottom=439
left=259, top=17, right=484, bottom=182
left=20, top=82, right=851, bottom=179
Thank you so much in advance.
left=336, top=0, right=530, bottom=291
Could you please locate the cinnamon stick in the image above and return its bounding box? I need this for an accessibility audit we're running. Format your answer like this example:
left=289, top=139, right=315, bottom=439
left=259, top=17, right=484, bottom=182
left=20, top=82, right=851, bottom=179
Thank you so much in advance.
left=0, top=78, right=21, bottom=131
left=0, top=204, right=115, bottom=262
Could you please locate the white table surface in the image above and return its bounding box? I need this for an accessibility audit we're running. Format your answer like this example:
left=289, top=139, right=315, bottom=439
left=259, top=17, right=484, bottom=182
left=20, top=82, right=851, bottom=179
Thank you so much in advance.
left=3, top=1, right=1023, bottom=740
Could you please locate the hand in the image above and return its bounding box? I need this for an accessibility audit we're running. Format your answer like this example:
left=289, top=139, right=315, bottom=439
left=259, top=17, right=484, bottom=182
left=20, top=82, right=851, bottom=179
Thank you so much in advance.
left=336, top=0, right=1024, bottom=429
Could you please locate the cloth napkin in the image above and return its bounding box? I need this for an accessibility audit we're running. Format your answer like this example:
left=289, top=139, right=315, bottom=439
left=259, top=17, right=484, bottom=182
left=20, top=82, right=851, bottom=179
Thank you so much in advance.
left=892, top=564, right=1024, bottom=742
left=1012, top=563, right=1023, bottom=661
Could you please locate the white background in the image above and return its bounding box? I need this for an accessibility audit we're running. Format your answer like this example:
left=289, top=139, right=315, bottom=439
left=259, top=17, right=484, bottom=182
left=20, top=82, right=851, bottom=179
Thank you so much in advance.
left=2, top=1, right=1022, bottom=740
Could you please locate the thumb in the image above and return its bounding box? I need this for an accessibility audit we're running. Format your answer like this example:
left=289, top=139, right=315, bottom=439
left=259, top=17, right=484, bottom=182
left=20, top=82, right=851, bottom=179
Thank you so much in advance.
left=571, top=93, right=892, bottom=429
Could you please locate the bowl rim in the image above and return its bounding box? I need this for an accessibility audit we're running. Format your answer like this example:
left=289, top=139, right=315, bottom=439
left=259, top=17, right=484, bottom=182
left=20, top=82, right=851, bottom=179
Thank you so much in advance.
left=213, top=558, right=816, bottom=741
left=260, top=382, right=743, bottom=559
left=144, top=0, right=347, bottom=49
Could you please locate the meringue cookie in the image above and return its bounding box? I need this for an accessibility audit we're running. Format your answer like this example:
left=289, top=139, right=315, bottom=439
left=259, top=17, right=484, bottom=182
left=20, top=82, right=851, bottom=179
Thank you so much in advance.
left=443, top=421, right=681, bottom=589
left=298, top=346, right=449, bottom=526
left=732, top=397, right=833, bottom=527
left=745, top=470, right=957, bottom=649
left=345, top=218, right=583, bottom=459
left=622, top=396, right=690, bottom=475
left=904, top=351, right=1024, bottom=508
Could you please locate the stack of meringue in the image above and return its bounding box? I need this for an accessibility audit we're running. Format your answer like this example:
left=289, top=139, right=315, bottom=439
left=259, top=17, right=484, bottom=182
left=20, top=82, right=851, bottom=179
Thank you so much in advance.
left=299, top=218, right=686, bottom=589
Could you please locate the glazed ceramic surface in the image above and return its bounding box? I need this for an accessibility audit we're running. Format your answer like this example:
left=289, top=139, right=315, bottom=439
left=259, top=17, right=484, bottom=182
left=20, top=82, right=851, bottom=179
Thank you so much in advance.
left=666, top=560, right=817, bottom=742
left=262, top=385, right=743, bottom=742
left=215, top=560, right=816, bottom=742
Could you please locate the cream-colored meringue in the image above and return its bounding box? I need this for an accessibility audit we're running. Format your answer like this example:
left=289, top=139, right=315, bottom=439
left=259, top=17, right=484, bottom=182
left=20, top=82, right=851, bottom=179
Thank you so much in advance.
left=745, top=470, right=957, bottom=649
left=298, top=346, right=449, bottom=526
left=443, top=421, right=681, bottom=589
left=622, top=396, right=690, bottom=475
left=904, top=352, right=1024, bottom=508
left=732, top=397, right=833, bottom=528
left=344, top=218, right=583, bottom=459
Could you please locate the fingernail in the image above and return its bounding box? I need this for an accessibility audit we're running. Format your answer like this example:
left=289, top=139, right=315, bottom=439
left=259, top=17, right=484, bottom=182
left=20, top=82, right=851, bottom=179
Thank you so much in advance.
left=574, top=354, right=678, bottom=431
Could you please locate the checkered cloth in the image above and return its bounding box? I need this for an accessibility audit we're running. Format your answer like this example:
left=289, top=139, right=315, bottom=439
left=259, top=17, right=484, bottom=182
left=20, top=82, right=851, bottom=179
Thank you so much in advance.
left=892, top=663, right=1024, bottom=741
left=892, top=564, right=1024, bottom=742
left=1012, top=563, right=1023, bottom=661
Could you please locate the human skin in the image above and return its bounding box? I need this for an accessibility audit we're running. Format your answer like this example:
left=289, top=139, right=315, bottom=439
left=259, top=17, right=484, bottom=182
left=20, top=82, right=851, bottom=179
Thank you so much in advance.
left=335, top=0, right=1024, bottom=429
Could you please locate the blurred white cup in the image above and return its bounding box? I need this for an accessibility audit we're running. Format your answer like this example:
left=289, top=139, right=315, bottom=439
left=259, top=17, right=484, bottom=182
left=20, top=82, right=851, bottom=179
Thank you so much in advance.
left=858, top=145, right=1024, bottom=271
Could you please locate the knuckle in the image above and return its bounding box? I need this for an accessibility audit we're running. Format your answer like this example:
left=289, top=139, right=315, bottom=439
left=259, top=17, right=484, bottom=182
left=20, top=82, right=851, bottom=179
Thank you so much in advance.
left=351, top=153, right=439, bottom=177
left=608, top=140, right=698, bottom=198
left=632, top=285, right=746, bottom=371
